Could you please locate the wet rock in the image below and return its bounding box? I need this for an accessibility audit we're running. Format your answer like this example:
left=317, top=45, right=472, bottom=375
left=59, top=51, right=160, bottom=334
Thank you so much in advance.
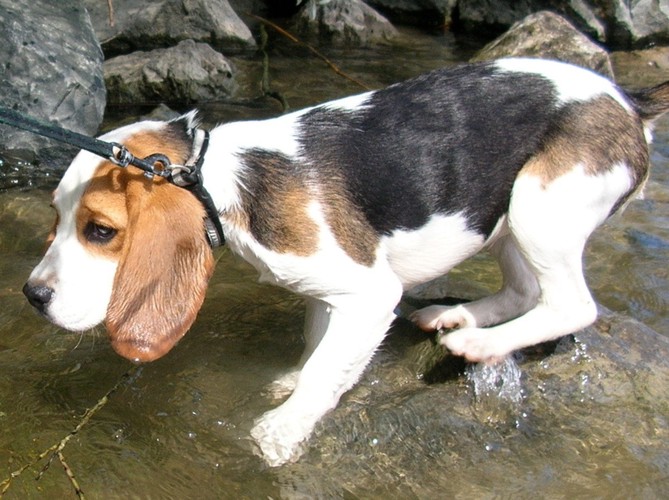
left=458, top=0, right=669, bottom=50
left=104, top=40, right=237, bottom=105
left=611, top=46, right=669, bottom=88
left=471, top=11, right=614, bottom=78
left=0, top=0, right=105, bottom=167
left=292, top=0, right=399, bottom=46
left=82, top=0, right=256, bottom=57
left=280, top=307, right=669, bottom=496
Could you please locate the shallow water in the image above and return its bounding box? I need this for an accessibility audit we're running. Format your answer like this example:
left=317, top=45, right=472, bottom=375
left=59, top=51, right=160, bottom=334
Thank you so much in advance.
left=1, top=29, right=668, bottom=498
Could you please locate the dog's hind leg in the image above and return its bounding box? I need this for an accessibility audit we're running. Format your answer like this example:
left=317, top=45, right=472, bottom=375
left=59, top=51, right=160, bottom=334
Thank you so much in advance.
left=441, top=165, right=631, bottom=363
left=411, top=232, right=540, bottom=331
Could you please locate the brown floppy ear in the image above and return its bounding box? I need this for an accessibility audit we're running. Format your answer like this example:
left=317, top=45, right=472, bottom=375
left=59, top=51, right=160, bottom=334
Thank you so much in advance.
left=106, top=179, right=215, bottom=362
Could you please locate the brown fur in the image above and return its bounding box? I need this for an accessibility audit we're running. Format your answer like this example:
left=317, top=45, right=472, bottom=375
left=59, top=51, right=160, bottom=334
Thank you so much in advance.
left=629, top=80, right=669, bottom=120
left=233, top=151, right=319, bottom=256
left=321, top=179, right=379, bottom=267
left=520, top=96, right=649, bottom=186
left=234, top=149, right=379, bottom=266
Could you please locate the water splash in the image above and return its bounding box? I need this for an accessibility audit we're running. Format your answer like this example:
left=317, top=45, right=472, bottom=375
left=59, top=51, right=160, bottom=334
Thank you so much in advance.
left=466, top=356, right=526, bottom=430
left=466, top=356, right=524, bottom=405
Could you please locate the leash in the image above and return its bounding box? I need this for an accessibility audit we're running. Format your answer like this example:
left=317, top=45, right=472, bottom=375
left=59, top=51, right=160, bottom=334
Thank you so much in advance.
left=0, top=106, right=224, bottom=248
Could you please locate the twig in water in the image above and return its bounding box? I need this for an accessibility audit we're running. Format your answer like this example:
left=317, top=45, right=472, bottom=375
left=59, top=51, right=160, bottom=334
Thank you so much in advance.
left=245, top=12, right=372, bottom=91
left=106, top=0, right=115, bottom=27
left=58, top=452, right=84, bottom=499
left=0, top=365, right=142, bottom=497
left=259, top=23, right=289, bottom=111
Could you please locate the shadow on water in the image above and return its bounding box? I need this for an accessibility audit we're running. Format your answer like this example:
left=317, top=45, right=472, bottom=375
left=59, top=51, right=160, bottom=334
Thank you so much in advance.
left=1, top=29, right=668, bottom=498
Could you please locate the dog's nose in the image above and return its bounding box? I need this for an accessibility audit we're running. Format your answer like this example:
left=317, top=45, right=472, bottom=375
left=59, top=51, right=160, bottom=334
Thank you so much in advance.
left=23, top=283, right=54, bottom=312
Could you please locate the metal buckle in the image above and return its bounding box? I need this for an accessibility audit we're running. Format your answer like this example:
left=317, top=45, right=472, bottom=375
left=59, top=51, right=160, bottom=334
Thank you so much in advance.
left=109, top=144, right=179, bottom=180
left=138, top=154, right=173, bottom=179
left=110, top=143, right=132, bottom=167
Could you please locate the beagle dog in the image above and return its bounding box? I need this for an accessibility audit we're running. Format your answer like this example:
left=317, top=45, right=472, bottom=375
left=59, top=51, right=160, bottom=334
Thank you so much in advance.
left=23, top=58, right=669, bottom=466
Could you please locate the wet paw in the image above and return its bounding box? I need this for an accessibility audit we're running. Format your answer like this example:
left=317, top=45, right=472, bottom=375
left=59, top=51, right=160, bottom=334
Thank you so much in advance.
left=440, top=328, right=506, bottom=364
left=410, top=304, right=475, bottom=331
left=250, top=409, right=310, bottom=467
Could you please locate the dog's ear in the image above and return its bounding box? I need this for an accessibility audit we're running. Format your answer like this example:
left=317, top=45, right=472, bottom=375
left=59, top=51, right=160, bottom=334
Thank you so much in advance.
left=106, top=179, right=215, bottom=362
left=168, top=110, right=200, bottom=140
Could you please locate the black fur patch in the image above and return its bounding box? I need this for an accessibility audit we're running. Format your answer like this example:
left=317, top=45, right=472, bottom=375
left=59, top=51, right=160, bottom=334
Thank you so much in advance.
left=297, top=61, right=560, bottom=237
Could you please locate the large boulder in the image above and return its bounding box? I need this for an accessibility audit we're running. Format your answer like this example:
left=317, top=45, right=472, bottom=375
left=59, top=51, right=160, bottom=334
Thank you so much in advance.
left=457, top=0, right=669, bottom=49
left=293, top=0, right=399, bottom=46
left=82, top=0, right=256, bottom=57
left=0, top=0, right=105, bottom=168
left=471, top=11, right=614, bottom=78
left=104, top=40, right=237, bottom=106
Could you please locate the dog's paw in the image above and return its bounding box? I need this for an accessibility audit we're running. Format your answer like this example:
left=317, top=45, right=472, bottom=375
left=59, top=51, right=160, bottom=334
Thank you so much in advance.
left=263, top=370, right=300, bottom=401
left=410, top=304, right=475, bottom=331
left=250, top=408, right=310, bottom=467
left=440, top=327, right=507, bottom=364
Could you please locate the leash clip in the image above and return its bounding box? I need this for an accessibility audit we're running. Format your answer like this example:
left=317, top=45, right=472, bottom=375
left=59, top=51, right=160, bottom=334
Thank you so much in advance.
left=139, top=153, right=173, bottom=179
left=110, top=143, right=132, bottom=167
left=108, top=129, right=223, bottom=248
left=110, top=144, right=176, bottom=180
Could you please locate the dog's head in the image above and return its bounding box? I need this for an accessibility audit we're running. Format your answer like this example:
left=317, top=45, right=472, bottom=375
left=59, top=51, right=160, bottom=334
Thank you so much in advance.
left=23, top=113, right=215, bottom=362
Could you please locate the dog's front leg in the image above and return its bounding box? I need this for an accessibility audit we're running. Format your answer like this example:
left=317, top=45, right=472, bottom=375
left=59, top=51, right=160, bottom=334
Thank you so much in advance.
left=251, top=279, right=401, bottom=466
left=265, top=297, right=331, bottom=400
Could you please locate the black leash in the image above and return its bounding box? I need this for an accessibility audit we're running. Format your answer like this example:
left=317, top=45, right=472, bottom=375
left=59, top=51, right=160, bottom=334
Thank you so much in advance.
left=0, top=106, right=224, bottom=248
left=0, top=106, right=117, bottom=160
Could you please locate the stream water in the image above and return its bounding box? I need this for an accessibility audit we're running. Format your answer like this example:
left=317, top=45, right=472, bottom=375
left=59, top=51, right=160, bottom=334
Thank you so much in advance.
left=0, top=28, right=668, bottom=498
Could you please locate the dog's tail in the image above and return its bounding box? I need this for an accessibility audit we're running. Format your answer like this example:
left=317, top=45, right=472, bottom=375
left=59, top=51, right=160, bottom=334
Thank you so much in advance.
left=628, top=80, right=669, bottom=121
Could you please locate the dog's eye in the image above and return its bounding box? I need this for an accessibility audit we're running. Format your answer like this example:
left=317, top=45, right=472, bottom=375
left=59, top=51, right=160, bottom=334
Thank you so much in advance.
left=84, top=221, right=117, bottom=244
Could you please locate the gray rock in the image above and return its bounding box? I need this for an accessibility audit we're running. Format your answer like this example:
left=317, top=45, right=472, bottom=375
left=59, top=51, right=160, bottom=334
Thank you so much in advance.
left=0, top=0, right=105, bottom=166
left=104, top=40, right=237, bottom=105
left=82, top=0, right=256, bottom=57
left=293, top=0, right=399, bottom=46
left=457, top=0, right=669, bottom=49
left=471, top=11, right=614, bottom=78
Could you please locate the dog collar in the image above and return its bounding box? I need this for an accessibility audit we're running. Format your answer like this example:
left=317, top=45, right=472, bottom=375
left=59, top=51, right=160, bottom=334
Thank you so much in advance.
left=166, top=129, right=225, bottom=248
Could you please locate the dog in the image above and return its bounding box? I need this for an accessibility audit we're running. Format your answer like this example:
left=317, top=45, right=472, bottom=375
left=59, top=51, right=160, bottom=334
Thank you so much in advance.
left=23, top=58, right=669, bottom=466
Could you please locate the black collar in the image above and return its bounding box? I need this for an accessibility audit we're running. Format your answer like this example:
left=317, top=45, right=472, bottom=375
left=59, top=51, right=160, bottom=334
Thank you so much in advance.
left=167, top=130, right=225, bottom=248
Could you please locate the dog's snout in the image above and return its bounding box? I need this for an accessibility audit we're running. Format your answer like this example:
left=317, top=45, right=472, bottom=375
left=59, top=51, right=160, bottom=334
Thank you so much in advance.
left=23, top=283, right=54, bottom=312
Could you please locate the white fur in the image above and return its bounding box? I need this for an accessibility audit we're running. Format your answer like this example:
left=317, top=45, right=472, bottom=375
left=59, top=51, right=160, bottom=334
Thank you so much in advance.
left=234, top=200, right=402, bottom=465
left=322, top=91, right=373, bottom=111
left=383, top=213, right=487, bottom=290
left=27, top=223, right=117, bottom=332
left=495, top=58, right=631, bottom=110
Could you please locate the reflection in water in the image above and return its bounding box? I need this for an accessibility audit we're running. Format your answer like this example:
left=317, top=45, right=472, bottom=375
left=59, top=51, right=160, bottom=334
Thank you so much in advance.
left=1, top=33, right=668, bottom=497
